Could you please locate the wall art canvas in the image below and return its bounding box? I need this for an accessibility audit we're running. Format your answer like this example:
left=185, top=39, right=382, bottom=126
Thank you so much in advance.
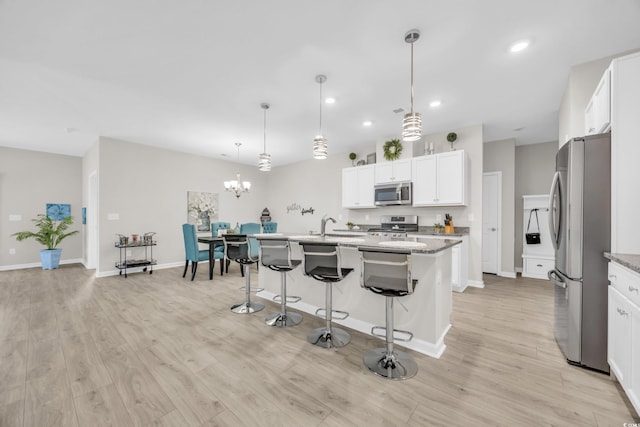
left=187, top=191, right=218, bottom=232
left=46, top=203, right=71, bottom=220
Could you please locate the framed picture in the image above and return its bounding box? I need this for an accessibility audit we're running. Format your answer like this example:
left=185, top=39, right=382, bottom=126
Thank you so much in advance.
left=46, top=203, right=71, bottom=220
left=81, top=207, right=86, bottom=224
left=187, top=191, right=219, bottom=232
left=366, top=152, right=376, bottom=164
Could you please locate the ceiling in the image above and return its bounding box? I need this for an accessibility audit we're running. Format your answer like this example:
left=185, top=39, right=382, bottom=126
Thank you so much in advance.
left=1, top=0, right=639, bottom=167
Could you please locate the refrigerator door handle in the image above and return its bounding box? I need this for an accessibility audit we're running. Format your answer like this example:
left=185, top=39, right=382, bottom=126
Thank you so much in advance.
left=548, top=171, right=561, bottom=250
left=548, top=269, right=567, bottom=289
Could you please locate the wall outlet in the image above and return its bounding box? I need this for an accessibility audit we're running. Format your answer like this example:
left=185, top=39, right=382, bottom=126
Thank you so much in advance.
left=9, top=248, right=16, bottom=255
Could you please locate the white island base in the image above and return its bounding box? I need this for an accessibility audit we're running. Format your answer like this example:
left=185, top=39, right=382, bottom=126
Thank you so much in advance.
left=256, top=244, right=453, bottom=358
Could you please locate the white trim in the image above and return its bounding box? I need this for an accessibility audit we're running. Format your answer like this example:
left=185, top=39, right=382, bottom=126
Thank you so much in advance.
left=499, top=271, right=517, bottom=279
left=256, top=289, right=447, bottom=359
left=467, top=279, right=485, bottom=288
left=95, top=261, right=184, bottom=278
left=0, top=258, right=84, bottom=272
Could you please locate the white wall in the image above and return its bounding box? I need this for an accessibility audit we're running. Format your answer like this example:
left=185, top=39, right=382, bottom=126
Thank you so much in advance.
left=483, top=139, right=515, bottom=276
left=0, top=147, right=83, bottom=268
left=95, top=137, right=268, bottom=275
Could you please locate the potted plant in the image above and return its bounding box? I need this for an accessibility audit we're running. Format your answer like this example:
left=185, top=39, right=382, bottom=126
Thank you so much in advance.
left=12, top=214, right=79, bottom=269
left=447, top=132, right=458, bottom=151
left=346, top=221, right=355, bottom=230
left=348, top=152, right=357, bottom=166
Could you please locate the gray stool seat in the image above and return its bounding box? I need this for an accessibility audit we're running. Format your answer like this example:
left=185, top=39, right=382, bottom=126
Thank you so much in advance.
left=300, top=241, right=353, bottom=349
left=224, top=234, right=264, bottom=314
left=258, top=238, right=302, bottom=327
left=359, top=246, right=418, bottom=380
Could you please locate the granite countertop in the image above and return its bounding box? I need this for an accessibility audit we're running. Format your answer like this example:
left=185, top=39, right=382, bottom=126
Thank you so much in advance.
left=331, top=226, right=470, bottom=237
left=604, top=253, right=640, bottom=274
left=255, top=233, right=461, bottom=254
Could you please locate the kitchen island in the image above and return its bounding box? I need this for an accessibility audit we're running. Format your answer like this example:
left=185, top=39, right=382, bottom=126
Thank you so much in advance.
left=255, top=233, right=461, bottom=358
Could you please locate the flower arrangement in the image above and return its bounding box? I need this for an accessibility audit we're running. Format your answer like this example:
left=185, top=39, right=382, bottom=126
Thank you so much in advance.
left=188, top=192, right=218, bottom=231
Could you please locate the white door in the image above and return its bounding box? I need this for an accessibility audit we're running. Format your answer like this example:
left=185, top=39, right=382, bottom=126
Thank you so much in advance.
left=482, top=172, right=500, bottom=274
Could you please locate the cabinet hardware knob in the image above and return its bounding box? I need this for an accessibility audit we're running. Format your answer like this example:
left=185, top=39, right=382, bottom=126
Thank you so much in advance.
left=537, top=264, right=543, bottom=267
left=630, top=286, right=639, bottom=293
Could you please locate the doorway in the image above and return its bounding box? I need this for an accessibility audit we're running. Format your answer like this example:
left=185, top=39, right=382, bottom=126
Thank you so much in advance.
left=482, top=172, right=501, bottom=274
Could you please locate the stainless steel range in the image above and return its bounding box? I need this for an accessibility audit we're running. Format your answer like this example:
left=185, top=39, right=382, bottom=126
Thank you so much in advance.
left=367, top=215, right=418, bottom=238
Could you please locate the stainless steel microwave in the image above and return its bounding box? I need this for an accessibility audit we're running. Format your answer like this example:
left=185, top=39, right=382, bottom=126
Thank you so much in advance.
left=374, top=182, right=412, bottom=206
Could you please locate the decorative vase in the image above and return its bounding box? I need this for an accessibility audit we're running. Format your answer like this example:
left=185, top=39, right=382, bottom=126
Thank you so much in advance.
left=197, top=211, right=210, bottom=232
left=40, top=249, right=62, bottom=270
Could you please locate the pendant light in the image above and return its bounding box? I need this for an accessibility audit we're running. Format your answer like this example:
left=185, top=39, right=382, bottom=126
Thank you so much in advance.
left=313, top=74, right=328, bottom=159
left=402, top=29, right=422, bottom=142
left=224, top=142, right=251, bottom=198
left=258, top=102, right=271, bottom=171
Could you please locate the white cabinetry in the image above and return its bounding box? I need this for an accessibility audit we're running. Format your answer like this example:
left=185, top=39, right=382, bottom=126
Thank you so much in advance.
left=342, top=165, right=375, bottom=209
left=411, top=234, right=468, bottom=292
left=611, top=52, right=640, bottom=253
left=608, top=261, right=640, bottom=415
left=521, top=195, right=553, bottom=280
left=374, top=158, right=412, bottom=184
left=412, top=151, right=468, bottom=206
left=584, top=67, right=611, bottom=135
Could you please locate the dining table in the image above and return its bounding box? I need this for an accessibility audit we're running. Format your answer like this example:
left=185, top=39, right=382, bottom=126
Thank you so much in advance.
left=197, top=235, right=223, bottom=280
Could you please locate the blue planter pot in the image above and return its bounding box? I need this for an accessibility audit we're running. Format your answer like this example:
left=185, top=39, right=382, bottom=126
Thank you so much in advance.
left=40, top=249, right=62, bottom=270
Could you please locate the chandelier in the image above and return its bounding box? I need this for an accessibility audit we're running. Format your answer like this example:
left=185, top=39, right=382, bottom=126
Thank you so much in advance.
left=313, top=74, right=328, bottom=159
left=224, top=142, right=251, bottom=198
left=402, top=29, right=422, bottom=142
left=258, top=102, right=272, bottom=171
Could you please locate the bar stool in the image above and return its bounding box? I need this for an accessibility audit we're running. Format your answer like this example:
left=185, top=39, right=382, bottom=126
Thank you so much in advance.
left=300, top=241, right=353, bottom=348
left=258, top=237, right=302, bottom=327
left=358, top=246, right=418, bottom=380
left=223, top=234, right=265, bottom=314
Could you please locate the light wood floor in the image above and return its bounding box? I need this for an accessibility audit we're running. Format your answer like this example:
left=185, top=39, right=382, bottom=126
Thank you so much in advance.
left=1, top=264, right=638, bottom=427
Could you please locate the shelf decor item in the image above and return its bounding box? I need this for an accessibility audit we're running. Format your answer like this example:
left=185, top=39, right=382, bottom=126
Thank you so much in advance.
left=349, top=152, right=357, bottom=166
left=447, top=132, right=458, bottom=151
left=12, top=214, right=79, bottom=269
left=383, top=138, right=403, bottom=161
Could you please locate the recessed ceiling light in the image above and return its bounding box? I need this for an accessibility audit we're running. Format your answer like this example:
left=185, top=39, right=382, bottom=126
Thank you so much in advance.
left=325, top=97, right=336, bottom=104
left=362, top=120, right=373, bottom=127
left=509, top=40, right=530, bottom=53
left=513, top=127, right=525, bottom=131
left=429, top=100, right=442, bottom=108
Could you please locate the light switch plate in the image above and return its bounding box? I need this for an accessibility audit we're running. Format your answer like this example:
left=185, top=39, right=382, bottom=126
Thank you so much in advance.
left=107, top=213, right=120, bottom=220
left=9, top=214, right=21, bottom=221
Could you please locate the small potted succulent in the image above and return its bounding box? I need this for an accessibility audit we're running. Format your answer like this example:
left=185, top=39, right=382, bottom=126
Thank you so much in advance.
left=12, top=214, right=79, bottom=269
left=346, top=221, right=355, bottom=230
left=349, top=152, right=357, bottom=166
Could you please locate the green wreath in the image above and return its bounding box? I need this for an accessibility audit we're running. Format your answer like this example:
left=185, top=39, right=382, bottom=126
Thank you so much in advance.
left=383, top=139, right=403, bottom=161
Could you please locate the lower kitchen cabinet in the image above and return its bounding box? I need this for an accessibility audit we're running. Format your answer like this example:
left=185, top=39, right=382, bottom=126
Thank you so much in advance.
left=608, top=261, right=640, bottom=415
left=411, top=234, right=468, bottom=292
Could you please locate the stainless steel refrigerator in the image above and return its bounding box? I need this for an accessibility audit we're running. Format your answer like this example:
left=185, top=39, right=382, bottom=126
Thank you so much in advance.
left=547, top=133, right=610, bottom=373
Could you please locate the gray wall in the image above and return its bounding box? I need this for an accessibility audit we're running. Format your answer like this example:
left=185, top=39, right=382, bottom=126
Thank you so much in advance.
left=95, top=137, right=269, bottom=276
left=483, top=138, right=515, bottom=276
left=514, top=141, right=558, bottom=269
left=0, top=147, right=83, bottom=268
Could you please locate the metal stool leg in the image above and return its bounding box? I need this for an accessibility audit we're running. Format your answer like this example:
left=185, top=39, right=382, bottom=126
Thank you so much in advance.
left=307, top=282, right=350, bottom=348
left=363, top=296, right=418, bottom=380
left=265, top=271, right=302, bottom=327
left=231, top=264, right=265, bottom=314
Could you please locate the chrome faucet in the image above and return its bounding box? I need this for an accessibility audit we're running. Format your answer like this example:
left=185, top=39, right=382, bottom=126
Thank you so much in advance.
left=320, top=214, right=336, bottom=236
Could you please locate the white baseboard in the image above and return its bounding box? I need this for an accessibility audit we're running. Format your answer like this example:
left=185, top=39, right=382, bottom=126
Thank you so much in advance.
left=96, top=261, right=184, bottom=278
left=467, top=279, right=485, bottom=288
left=499, top=271, right=517, bottom=279
left=0, top=258, right=83, bottom=272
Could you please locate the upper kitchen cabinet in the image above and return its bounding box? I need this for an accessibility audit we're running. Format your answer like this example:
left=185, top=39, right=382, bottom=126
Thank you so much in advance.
left=342, top=165, right=375, bottom=209
left=585, top=66, right=611, bottom=136
left=412, top=150, right=468, bottom=206
left=374, top=158, right=412, bottom=184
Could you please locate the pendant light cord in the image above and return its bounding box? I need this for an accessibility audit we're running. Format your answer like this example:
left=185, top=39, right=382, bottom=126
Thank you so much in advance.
left=410, top=40, right=414, bottom=114
left=318, top=80, right=323, bottom=135
left=263, top=108, right=267, bottom=152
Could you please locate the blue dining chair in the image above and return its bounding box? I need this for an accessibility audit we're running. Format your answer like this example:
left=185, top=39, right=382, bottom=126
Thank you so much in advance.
left=182, top=224, right=209, bottom=281
left=212, top=222, right=231, bottom=274
left=263, top=221, right=278, bottom=233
